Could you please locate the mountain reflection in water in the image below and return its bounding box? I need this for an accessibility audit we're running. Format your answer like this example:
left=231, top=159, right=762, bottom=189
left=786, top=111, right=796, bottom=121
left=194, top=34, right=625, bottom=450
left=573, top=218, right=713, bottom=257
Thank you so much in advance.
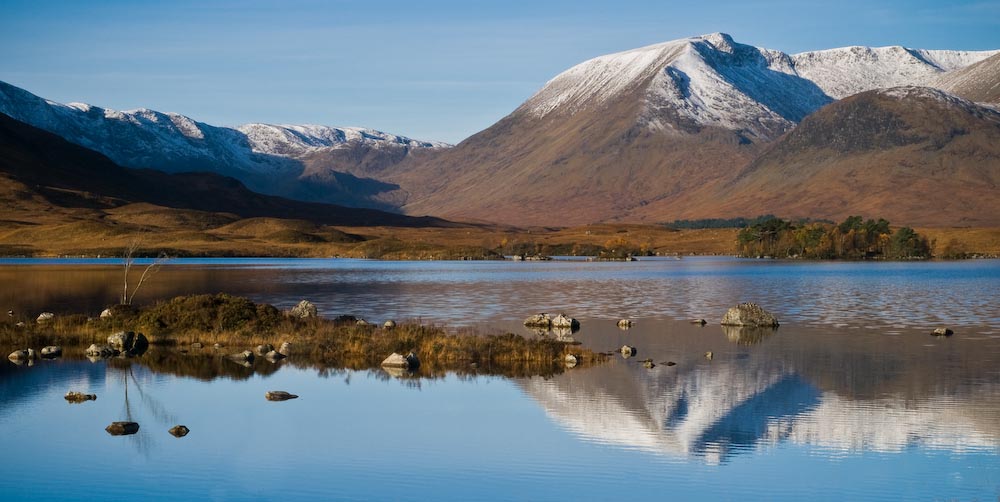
left=519, top=321, right=1000, bottom=464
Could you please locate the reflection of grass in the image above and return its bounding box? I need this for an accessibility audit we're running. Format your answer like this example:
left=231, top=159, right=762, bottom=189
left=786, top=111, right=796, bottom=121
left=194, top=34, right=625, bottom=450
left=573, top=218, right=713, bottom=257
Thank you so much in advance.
left=2, top=294, right=604, bottom=377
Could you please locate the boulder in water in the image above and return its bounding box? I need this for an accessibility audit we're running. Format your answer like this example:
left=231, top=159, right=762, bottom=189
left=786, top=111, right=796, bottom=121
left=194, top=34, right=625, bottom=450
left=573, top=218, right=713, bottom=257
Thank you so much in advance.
left=265, top=391, right=298, bottom=401
left=931, top=328, right=954, bottom=337
left=720, top=303, right=779, bottom=327
left=65, top=391, right=97, bottom=403
left=169, top=425, right=190, bottom=437
left=105, top=421, right=140, bottom=436
left=40, top=346, right=62, bottom=358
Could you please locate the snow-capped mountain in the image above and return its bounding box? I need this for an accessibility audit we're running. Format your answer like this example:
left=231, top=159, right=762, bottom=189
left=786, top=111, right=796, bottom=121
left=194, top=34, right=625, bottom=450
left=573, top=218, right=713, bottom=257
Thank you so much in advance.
left=389, top=33, right=999, bottom=226
left=521, top=33, right=997, bottom=141
left=0, top=80, right=447, bottom=209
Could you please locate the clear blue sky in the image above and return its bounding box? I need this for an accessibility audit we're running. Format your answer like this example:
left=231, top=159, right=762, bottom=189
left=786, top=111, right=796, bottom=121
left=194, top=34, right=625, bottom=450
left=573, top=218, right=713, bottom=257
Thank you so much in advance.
left=1, top=0, right=997, bottom=143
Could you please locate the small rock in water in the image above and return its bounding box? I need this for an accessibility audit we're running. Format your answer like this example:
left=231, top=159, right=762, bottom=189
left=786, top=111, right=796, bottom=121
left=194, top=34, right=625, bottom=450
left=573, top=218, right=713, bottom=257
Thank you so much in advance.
left=8, top=349, right=30, bottom=361
left=620, top=345, right=636, bottom=358
left=721, top=303, right=779, bottom=327
left=213, top=343, right=223, bottom=349
left=265, top=391, right=298, bottom=401
left=564, top=354, right=579, bottom=367
left=254, top=344, right=274, bottom=356
left=40, top=346, right=63, bottom=358
left=64, top=391, right=97, bottom=403
left=381, top=351, right=420, bottom=369
left=105, top=421, right=140, bottom=436
left=665, top=361, right=677, bottom=366
left=190, top=342, right=203, bottom=349
left=168, top=425, right=190, bottom=438
left=930, top=328, right=954, bottom=337
left=617, top=319, right=634, bottom=329
left=704, top=351, right=714, bottom=360
left=265, top=350, right=286, bottom=361
left=278, top=342, right=292, bottom=356
left=643, top=360, right=656, bottom=369
left=690, top=319, right=707, bottom=326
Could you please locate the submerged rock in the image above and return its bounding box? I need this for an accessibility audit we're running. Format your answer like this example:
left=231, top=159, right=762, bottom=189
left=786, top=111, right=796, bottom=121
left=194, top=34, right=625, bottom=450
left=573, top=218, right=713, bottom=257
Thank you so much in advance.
left=290, top=300, right=318, bottom=319
left=40, top=346, right=62, bottom=358
left=721, top=303, right=779, bottom=327
left=105, top=421, right=140, bottom=436
left=229, top=350, right=254, bottom=363
left=265, top=391, right=298, bottom=401
left=931, top=328, right=954, bottom=337
left=381, top=351, right=420, bottom=369
left=169, top=425, right=190, bottom=437
left=64, top=391, right=97, bottom=403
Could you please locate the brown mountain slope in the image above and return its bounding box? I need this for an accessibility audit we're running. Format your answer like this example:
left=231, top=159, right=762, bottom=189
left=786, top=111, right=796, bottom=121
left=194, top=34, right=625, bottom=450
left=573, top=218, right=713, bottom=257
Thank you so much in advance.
left=0, top=112, right=454, bottom=228
left=691, top=87, right=1000, bottom=226
left=936, top=53, right=1000, bottom=105
left=382, top=34, right=854, bottom=226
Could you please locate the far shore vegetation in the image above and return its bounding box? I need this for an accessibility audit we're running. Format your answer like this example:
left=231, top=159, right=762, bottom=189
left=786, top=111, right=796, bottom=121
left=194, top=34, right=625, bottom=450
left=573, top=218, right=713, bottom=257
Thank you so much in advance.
left=2, top=294, right=604, bottom=378
left=737, top=216, right=933, bottom=260
left=0, top=203, right=998, bottom=260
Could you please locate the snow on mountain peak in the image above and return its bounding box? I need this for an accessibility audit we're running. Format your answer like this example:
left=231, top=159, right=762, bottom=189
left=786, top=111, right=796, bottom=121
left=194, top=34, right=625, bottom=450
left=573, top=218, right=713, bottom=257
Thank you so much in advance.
left=518, top=34, right=998, bottom=141
left=236, top=123, right=449, bottom=157
left=790, top=45, right=999, bottom=99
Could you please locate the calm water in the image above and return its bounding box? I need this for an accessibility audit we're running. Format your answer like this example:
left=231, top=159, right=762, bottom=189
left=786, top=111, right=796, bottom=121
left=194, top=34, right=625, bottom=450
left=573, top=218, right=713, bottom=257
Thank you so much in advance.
left=2, top=257, right=1000, bottom=501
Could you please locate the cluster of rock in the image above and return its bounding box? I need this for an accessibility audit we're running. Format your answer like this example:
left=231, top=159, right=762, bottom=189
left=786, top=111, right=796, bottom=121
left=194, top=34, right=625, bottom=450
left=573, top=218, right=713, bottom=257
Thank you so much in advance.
left=228, top=341, right=291, bottom=365
left=523, top=313, right=580, bottom=330
left=8, top=345, right=64, bottom=364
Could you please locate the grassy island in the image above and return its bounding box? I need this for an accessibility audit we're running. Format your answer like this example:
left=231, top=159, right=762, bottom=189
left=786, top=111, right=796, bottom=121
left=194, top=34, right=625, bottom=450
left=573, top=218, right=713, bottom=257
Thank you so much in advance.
left=2, top=294, right=604, bottom=378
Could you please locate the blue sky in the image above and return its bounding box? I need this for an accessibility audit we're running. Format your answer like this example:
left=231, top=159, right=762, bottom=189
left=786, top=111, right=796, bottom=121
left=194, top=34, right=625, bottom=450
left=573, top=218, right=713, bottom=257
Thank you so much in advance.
left=1, top=0, right=997, bottom=143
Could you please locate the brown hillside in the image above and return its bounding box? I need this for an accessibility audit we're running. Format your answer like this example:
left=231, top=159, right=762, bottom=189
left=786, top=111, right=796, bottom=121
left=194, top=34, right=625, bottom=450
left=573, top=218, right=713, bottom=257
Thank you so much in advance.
left=936, top=53, right=1000, bottom=105
left=388, top=84, right=759, bottom=226
left=693, top=87, right=1000, bottom=226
